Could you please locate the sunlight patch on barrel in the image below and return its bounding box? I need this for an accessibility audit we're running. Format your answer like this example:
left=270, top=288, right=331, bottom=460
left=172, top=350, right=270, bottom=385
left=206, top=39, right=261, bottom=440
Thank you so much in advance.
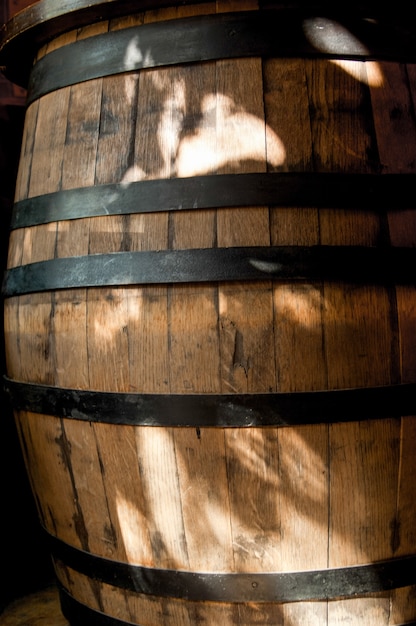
left=133, top=427, right=189, bottom=569
left=89, top=290, right=143, bottom=363
left=303, top=17, right=384, bottom=86
left=249, top=258, right=283, bottom=274
left=116, top=491, right=152, bottom=564
left=122, top=35, right=153, bottom=103
left=123, top=73, right=139, bottom=105
left=364, top=60, right=384, bottom=87
left=123, top=35, right=154, bottom=71
left=158, top=77, right=186, bottom=171
left=330, top=59, right=384, bottom=87
left=22, top=222, right=57, bottom=264
left=273, top=284, right=326, bottom=329
left=121, top=164, right=147, bottom=183
left=91, top=294, right=129, bottom=342
left=225, top=427, right=329, bottom=570
left=303, top=17, right=370, bottom=56
left=175, top=93, right=286, bottom=177
left=182, top=497, right=236, bottom=570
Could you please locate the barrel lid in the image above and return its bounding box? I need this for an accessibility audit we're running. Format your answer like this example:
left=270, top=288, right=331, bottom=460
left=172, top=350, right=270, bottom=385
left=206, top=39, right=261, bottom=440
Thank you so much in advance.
left=1, top=0, right=415, bottom=89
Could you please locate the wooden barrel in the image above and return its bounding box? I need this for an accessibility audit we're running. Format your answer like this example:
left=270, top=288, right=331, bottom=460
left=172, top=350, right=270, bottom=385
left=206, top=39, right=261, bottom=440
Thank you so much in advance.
left=2, top=1, right=416, bottom=624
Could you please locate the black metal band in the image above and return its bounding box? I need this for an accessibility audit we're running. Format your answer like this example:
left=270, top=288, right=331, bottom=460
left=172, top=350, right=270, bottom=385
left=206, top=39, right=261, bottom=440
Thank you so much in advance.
left=47, top=532, right=416, bottom=603
left=10, top=172, right=416, bottom=230
left=58, top=588, right=139, bottom=626
left=58, top=581, right=416, bottom=626
left=2, top=1, right=416, bottom=89
left=59, top=590, right=136, bottom=626
left=3, top=246, right=416, bottom=297
left=4, top=377, right=416, bottom=427
left=25, top=10, right=416, bottom=105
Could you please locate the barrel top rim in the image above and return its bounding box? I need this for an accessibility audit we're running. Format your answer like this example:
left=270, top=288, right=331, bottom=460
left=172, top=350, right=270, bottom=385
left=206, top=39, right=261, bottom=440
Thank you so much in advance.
left=1, top=0, right=414, bottom=89
left=0, top=0, right=212, bottom=87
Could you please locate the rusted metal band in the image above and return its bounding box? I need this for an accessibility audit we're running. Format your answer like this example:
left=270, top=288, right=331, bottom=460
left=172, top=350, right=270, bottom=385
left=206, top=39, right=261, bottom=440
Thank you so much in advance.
left=48, top=532, right=416, bottom=603
left=10, top=172, right=416, bottom=230
left=5, top=377, right=416, bottom=427
left=3, top=246, right=416, bottom=298
left=22, top=10, right=416, bottom=104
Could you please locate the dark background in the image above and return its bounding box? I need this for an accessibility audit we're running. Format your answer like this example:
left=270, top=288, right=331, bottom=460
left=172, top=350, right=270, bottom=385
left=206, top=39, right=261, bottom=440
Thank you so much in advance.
left=0, top=0, right=55, bottom=614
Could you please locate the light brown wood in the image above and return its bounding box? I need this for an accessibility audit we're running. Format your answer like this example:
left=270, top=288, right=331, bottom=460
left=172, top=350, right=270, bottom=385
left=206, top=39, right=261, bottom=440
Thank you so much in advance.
left=4, top=3, right=416, bottom=625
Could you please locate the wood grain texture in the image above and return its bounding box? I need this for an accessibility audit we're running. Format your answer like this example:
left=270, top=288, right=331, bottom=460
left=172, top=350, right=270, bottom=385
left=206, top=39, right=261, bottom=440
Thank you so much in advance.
left=3, top=3, right=416, bottom=624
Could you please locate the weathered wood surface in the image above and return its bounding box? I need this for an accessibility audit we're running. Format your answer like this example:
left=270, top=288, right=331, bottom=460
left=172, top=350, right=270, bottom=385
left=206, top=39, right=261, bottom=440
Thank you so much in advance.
left=4, top=1, right=416, bottom=624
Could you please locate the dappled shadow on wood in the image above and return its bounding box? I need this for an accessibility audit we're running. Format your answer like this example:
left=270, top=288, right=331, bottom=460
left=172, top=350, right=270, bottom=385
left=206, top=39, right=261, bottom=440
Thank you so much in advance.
left=3, top=3, right=416, bottom=624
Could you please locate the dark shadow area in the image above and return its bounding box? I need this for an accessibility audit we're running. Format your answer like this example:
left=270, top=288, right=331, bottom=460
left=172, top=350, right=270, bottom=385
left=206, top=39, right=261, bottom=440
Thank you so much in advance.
left=0, top=103, right=55, bottom=614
